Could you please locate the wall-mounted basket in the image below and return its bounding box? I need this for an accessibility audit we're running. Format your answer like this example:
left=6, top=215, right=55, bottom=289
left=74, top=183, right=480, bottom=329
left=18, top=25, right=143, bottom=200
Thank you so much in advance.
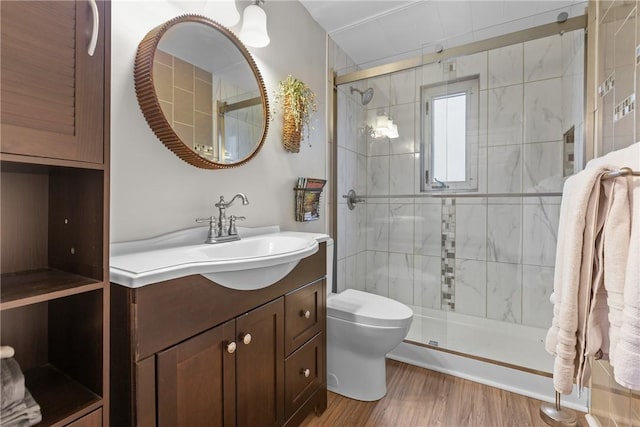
left=275, top=75, right=317, bottom=153
left=294, top=177, right=326, bottom=222
left=283, top=96, right=302, bottom=153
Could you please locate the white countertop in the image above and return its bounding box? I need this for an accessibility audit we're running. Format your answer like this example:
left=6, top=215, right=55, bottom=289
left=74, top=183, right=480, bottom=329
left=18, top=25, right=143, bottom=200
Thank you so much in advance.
left=110, top=225, right=330, bottom=288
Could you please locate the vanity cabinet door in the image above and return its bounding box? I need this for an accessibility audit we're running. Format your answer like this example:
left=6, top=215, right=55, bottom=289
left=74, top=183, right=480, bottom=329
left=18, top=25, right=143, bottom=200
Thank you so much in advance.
left=156, top=320, right=236, bottom=427
left=0, top=0, right=105, bottom=164
left=236, top=297, right=285, bottom=427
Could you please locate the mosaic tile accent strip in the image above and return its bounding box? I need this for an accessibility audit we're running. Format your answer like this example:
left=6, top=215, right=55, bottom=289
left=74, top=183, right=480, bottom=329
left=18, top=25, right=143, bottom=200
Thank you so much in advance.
left=441, top=198, right=456, bottom=311
left=614, top=93, right=635, bottom=122
left=598, top=72, right=614, bottom=97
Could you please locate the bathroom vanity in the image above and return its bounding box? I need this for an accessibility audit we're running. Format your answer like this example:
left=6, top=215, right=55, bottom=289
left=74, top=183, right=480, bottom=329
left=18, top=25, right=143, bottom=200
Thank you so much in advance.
left=110, top=231, right=327, bottom=427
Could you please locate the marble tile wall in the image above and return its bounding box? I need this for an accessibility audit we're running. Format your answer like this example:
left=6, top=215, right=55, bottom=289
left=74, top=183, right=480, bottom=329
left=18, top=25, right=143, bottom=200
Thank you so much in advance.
left=590, top=1, right=639, bottom=424
left=333, top=27, right=585, bottom=358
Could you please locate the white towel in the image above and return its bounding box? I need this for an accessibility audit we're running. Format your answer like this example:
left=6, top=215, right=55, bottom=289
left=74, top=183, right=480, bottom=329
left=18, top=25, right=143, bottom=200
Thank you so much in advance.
left=546, top=142, right=640, bottom=394
left=608, top=144, right=640, bottom=391
left=600, top=177, right=630, bottom=366
left=545, top=166, right=604, bottom=394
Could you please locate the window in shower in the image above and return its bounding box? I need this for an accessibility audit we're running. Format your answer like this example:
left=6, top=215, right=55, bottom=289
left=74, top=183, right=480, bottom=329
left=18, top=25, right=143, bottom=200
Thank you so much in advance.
left=421, top=75, right=479, bottom=192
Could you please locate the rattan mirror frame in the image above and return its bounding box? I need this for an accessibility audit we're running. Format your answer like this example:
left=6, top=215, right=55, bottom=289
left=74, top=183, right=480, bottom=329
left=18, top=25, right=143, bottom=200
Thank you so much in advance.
left=134, top=14, right=269, bottom=169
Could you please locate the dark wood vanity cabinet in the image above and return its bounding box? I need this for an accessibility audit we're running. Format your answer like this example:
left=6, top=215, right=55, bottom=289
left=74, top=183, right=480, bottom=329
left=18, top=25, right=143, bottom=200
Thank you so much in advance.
left=111, top=244, right=328, bottom=427
left=0, top=1, right=111, bottom=426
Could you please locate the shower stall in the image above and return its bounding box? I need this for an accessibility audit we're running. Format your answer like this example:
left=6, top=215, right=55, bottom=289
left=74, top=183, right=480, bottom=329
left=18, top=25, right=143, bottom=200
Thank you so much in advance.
left=333, top=21, right=586, bottom=377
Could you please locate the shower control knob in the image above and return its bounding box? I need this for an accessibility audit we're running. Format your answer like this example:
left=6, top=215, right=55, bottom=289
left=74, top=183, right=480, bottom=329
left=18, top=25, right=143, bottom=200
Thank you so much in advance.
left=301, top=368, right=310, bottom=378
left=240, top=333, right=252, bottom=345
left=226, top=342, right=237, bottom=354
left=301, top=310, right=311, bottom=319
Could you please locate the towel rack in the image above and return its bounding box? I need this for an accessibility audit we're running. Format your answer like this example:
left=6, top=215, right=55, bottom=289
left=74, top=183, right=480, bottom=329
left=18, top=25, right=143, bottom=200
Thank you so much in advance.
left=540, top=392, right=578, bottom=427
left=540, top=167, right=638, bottom=427
left=602, top=167, right=640, bottom=179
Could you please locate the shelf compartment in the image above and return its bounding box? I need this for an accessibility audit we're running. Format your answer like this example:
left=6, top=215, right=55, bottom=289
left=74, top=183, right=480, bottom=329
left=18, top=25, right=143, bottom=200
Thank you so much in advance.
left=1, top=269, right=102, bottom=311
left=1, top=163, right=106, bottom=303
left=26, top=364, right=102, bottom=427
left=1, top=290, right=105, bottom=426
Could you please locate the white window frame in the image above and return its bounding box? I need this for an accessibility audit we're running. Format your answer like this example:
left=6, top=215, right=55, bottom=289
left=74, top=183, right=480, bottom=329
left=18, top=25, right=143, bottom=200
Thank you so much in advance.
left=420, top=75, right=480, bottom=192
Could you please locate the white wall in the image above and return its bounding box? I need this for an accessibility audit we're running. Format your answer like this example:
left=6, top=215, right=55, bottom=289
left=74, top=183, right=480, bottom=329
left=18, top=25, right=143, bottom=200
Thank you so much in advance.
left=110, top=0, right=327, bottom=242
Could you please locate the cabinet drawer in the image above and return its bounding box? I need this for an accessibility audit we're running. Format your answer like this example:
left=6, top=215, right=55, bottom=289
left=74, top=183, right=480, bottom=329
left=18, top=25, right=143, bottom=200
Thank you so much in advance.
left=284, top=333, right=324, bottom=419
left=285, top=279, right=324, bottom=356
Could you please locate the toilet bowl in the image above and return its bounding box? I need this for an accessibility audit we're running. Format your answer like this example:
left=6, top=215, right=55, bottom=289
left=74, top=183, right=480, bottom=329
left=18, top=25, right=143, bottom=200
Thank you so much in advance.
left=325, top=238, right=413, bottom=401
left=326, top=289, right=413, bottom=401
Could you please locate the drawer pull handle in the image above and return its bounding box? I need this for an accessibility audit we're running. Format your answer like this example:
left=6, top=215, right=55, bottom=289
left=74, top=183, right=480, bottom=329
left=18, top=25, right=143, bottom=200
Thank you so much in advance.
left=301, top=368, right=311, bottom=378
left=226, top=342, right=237, bottom=354
left=240, top=333, right=252, bottom=345
left=301, top=310, right=311, bottom=319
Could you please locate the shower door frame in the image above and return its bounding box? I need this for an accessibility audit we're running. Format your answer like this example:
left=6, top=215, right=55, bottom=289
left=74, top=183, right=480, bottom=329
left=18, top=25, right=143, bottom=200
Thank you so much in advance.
left=334, top=14, right=587, bottom=86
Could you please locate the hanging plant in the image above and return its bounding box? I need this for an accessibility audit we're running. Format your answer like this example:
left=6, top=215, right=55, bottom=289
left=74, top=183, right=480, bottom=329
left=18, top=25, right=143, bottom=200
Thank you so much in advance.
left=273, top=75, right=317, bottom=153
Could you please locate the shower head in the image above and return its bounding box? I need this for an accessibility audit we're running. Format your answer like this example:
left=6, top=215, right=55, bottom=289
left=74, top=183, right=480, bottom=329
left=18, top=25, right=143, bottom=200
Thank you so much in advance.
left=350, top=86, right=374, bottom=105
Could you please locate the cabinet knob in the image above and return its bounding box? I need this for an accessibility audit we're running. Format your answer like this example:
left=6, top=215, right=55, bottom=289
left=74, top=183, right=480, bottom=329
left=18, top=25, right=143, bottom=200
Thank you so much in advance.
left=301, top=368, right=311, bottom=378
left=226, top=342, right=237, bottom=354
left=301, top=310, right=311, bottom=319
left=240, top=333, right=252, bottom=345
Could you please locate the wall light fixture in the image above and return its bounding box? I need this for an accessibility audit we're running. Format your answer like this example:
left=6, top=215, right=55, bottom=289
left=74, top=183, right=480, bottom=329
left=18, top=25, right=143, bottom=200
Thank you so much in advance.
left=239, top=0, right=270, bottom=48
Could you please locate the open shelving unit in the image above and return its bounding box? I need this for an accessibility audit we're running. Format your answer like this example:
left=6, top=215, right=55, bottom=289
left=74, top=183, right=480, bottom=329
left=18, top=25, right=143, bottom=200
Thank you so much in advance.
left=0, top=160, right=109, bottom=427
left=0, top=1, right=111, bottom=425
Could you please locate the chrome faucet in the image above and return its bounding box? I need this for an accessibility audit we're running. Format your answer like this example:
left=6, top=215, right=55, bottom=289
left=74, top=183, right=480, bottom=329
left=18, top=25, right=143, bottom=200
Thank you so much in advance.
left=196, top=193, right=249, bottom=243
left=215, top=193, right=249, bottom=238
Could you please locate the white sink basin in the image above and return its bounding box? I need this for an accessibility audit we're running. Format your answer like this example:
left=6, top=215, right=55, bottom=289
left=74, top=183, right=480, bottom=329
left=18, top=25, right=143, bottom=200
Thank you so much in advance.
left=110, top=226, right=323, bottom=290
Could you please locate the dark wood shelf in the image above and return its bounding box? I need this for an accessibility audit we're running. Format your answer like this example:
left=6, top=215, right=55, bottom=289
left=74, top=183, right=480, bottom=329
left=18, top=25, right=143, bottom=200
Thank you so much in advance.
left=26, top=364, right=102, bottom=427
left=0, top=269, right=103, bottom=310
left=0, top=153, right=106, bottom=170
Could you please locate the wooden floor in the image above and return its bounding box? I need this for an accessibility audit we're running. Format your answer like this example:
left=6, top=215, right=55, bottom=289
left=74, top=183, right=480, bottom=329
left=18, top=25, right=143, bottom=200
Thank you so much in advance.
left=301, top=359, right=587, bottom=427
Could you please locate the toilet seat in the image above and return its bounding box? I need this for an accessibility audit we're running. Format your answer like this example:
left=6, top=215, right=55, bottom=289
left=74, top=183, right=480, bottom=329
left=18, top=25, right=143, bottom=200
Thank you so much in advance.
left=327, top=289, right=413, bottom=327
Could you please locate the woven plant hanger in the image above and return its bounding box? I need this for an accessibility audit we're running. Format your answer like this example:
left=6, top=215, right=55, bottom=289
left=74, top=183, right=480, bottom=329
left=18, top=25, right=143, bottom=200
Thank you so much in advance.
left=282, top=95, right=302, bottom=153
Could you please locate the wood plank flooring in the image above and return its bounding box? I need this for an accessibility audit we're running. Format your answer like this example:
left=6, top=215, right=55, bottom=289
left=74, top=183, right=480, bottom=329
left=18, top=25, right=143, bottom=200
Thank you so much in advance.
left=301, top=359, right=587, bottom=427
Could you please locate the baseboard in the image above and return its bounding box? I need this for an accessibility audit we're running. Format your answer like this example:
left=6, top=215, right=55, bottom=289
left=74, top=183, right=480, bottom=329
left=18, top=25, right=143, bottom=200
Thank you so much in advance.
left=388, top=341, right=589, bottom=412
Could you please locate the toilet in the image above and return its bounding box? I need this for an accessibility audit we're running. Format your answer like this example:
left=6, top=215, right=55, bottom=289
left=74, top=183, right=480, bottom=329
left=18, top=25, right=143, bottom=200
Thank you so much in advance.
left=325, top=240, right=413, bottom=401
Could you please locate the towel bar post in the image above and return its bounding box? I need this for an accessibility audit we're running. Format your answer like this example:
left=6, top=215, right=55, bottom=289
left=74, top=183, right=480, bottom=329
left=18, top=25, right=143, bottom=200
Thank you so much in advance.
left=540, top=392, right=578, bottom=426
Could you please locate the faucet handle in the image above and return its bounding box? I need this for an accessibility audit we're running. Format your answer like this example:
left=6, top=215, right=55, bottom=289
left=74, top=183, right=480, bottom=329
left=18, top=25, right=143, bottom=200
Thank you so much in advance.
left=228, top=215, right=246, bottom=236
left=196, top=216, right=216, bottom=225
left=196, top=216, right=217, bottom=243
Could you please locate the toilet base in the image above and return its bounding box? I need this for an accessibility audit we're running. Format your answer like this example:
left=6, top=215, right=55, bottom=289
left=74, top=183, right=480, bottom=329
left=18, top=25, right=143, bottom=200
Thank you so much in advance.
left=327, top=346, right=387, bottom=401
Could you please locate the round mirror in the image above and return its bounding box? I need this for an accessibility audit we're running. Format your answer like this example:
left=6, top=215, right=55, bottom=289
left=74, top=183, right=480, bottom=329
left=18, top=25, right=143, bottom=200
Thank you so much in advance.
left=134, top=15, right=269, bottom=169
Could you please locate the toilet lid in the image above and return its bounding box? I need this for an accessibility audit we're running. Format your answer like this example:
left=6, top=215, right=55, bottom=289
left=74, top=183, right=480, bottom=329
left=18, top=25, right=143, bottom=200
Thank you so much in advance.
left=327, top=289, right=413, bottom=327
